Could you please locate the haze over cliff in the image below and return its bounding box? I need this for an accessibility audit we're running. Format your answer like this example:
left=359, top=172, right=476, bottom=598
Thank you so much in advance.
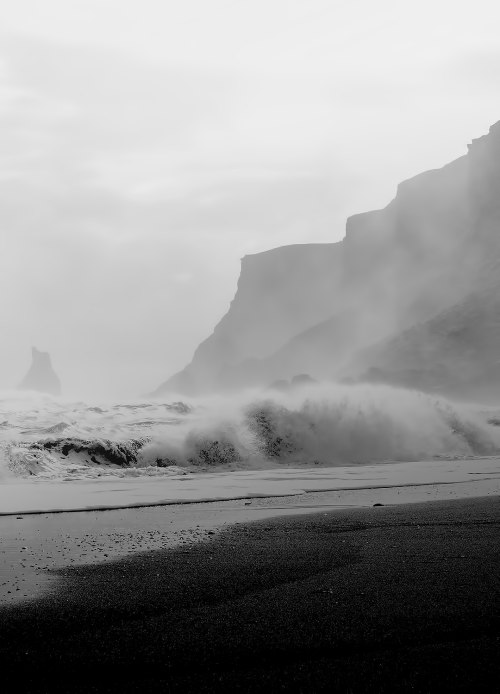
left=341, top=121, right=500, bottom=402
left=153, top=120, right=500, bottom=403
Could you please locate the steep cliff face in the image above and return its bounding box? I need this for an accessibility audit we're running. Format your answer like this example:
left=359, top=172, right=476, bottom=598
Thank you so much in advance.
left=217, top=310, right=358, bottom=389
left=344, top=275, right=500, bottom=403
left=341, top=154, right=476, bottom=330
left=18, top=347, right=62, bottom=396
left=341, top=121, right=500, bottom=401
left=154, top=120, right=500, bottom=397
left=153, top=243, right=343, bottom=395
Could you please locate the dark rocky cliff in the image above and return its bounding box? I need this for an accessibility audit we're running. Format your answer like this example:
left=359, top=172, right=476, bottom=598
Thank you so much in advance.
left=341, top=122, right=500, bottom=401
left=154, top=121, right=500, bottom=398
left=344, top=274, right=500, bottom=403
left=153, top=243, right=343, bottom=395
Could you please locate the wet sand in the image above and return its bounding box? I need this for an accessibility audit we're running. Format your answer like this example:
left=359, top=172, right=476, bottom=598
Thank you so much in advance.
left=1, top=492, right=500, bottom=692
left=3, top=455, right=500, bottom=515
left=1, top=476, right=500, bottom=604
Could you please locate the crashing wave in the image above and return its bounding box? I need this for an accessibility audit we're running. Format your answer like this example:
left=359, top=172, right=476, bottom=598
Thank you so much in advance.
left=0, top=437, right=191, bottom=479
left=138, top=385, right=500, bottom=469
left=1, top=385, right=500, bottom=480
left=2, top=437, right=149, bottom=477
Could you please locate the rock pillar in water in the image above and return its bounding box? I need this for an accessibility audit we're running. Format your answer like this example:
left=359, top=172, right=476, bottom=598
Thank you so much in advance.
left=18, top=347, right=62, bottom=396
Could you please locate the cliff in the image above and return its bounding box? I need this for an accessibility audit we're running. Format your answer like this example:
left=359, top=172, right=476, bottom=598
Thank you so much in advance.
left=18, top=347, right=62, bottom=396
left=343, top=275, right=500, bottom=403
left=339, top=122, right=500, bottom=401
left=153, top=243, right=343, bottom=395
left=154, top=120, right=500, bottom=399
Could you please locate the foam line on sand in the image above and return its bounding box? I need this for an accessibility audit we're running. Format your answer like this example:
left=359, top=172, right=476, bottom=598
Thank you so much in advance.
left=1, top=473, right=500, bottom=606
left=1, top=456, right=500, bottom=515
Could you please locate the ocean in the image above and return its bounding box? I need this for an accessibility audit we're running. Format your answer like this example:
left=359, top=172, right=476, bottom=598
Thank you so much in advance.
left=2, top=383, right=500, bottom=514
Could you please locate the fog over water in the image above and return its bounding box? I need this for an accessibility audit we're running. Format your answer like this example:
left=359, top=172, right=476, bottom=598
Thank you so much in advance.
left=1, top=1, right=500, bottom=398
left=1, top=1, right=500, bottom=518
left=2, top=385, right=500, bottom=485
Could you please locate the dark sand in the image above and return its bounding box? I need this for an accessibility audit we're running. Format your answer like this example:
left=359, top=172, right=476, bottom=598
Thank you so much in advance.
left=2, top=479, right=498, bottom=604
left=1, top=495, right=500, bottom=692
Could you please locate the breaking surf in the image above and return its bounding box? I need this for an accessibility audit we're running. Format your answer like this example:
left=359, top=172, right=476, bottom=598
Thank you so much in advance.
left=2, top=383, right=500, bottom=482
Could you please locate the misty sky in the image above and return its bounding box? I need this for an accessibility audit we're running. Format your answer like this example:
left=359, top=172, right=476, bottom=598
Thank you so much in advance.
left=1, top=0, right=500, bottom=398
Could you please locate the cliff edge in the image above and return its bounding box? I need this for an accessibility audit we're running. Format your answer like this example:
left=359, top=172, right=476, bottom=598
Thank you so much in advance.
left=152, top=243, right=342, bottom=395
left=154, top=120, right=500, bottom=399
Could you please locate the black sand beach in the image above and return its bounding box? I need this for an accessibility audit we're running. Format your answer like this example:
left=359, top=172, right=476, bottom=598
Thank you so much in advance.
left=1, top=495, right=500, bottom=693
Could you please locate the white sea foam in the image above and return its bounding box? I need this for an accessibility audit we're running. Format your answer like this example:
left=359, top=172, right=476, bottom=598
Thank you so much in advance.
left=1, top=383, right=500, bottom=483
left=1, top=458, right=500, bottom=515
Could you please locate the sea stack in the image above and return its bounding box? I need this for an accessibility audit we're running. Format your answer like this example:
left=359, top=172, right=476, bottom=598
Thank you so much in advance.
left=18, top=347, right=62, bottom=396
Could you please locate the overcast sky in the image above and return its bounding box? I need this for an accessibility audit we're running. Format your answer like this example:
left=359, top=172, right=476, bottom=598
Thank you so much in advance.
left=1, top=0, right=500, bottom=398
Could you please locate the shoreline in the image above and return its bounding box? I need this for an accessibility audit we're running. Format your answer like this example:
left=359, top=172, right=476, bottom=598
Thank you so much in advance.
left=1, top=473, right=500, bottom=606
left=2, top=455, right=500, bottom=516
left=1, top=493, right=499, bottom=692
left=1, top=476, right=500, bottom=517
